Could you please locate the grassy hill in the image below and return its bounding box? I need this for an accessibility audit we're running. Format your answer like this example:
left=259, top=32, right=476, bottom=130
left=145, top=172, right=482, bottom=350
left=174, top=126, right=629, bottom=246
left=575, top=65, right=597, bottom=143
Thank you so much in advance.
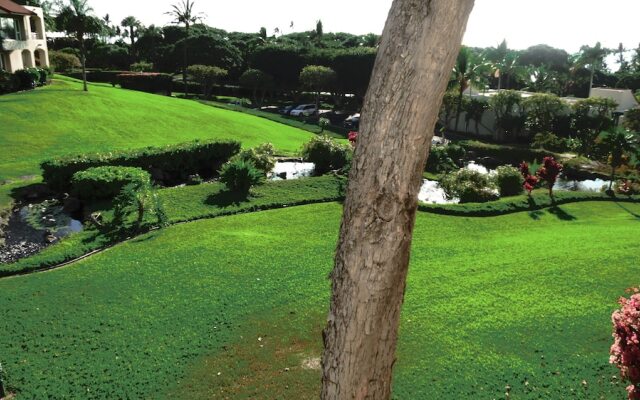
left=1, top=201, right=637, bottom=399
left=0, top=77, right=316, bottom=182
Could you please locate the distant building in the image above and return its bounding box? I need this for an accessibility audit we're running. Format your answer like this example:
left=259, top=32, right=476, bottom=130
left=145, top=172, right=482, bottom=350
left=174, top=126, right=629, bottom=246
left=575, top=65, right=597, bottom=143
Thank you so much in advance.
left=0, top=0, right=49, bottom=72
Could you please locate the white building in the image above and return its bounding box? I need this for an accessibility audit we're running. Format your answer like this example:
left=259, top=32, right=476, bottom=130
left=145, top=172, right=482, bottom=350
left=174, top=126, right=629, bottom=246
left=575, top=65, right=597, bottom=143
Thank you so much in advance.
left=0, top=0, right=49, bottom=73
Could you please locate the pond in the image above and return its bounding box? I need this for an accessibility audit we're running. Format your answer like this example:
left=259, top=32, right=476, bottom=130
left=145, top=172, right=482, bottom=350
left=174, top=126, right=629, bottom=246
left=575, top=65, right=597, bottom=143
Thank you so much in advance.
left=269, top=162, right=315, bottom=181
left=0, top=200, right=83, bottom=264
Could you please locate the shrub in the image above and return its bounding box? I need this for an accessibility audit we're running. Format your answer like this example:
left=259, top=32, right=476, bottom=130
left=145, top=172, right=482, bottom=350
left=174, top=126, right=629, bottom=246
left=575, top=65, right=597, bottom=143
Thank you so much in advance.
left=489, top=90, right=525, bottom=138
left=187, top=64, right=228, bottom=98
left=49, top=51, right=81, bottom=72
left=536, top=156, right=563, bottom=196
left=219, top=159, right=264, bottom=194
left=118, top=73, right=172, bottom=95
left=112, top=181, right=167, bottom=233
left=232, top=143, right=276, bottom=175
left=522, top=93, right=568, bottom=135
left=41, top=139, right=241, bottom=192
left=301, top=135, right=352, bottom=175
left=439, top=169, right=498, bottom=203
left=531, top=132, right=569, bottom=152
left=519, top=161, right=540, bottom=195
left=572, top=97, right=617, bottom=156
left=624, top=108, right=640, bottom=133
left=494, top=166, right=523, bottom=197
left=71, top=166, right=151, bottom=200
left=615, top=180, right=640, bottom=196
left=0, top=69, right=17, bottom=93
left=130, top=61, right=154, bottom=72
left=425, top=144, right=465, bottom=174
left=13, top=68, right=39, bottom=90
left=610, top=288, right=640, bottom=400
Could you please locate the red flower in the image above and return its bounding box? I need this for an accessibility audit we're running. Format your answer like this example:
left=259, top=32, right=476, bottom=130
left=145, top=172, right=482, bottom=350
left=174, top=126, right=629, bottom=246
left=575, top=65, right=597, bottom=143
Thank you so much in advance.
left=348, top=131, right=358, bottom=147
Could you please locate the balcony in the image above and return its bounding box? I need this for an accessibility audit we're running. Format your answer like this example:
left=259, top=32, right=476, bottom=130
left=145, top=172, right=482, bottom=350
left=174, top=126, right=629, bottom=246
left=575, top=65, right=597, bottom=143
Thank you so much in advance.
left=1, top=39, right=29, bottom=51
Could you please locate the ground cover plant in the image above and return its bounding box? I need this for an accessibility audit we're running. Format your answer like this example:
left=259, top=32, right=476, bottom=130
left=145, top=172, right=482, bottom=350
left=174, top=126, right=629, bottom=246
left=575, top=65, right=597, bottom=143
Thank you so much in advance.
left=0, top=175, right=345, bottom=277
left=0, top=77, right=317, bottom=182
left=0, top=202, right=638, bottom=398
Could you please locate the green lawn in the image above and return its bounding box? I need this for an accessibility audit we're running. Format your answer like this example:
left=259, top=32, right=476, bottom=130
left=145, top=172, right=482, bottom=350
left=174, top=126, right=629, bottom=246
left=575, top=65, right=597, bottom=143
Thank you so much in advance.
left=1, top=201, right=638, bottom=399
left=0, top=77, right=316, bottom=182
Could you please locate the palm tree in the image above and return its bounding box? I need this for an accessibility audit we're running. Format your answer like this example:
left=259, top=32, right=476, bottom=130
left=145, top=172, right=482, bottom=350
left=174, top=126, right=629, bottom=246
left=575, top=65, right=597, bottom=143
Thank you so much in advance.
left=55, top=0, right=102, bottom=92
left=575, top=42, right=610, bottom=97
left=121, top=16, right=141, bottom=58
left=598, top=128, right=639, bottom=190
left=166, top=0, right=203, bottom=97
left=452, top=46, right=488, bottom=132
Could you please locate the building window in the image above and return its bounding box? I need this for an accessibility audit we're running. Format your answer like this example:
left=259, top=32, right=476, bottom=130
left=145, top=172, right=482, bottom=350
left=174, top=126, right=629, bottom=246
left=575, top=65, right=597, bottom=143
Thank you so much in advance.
left=0, top=17, right=20, bottom=40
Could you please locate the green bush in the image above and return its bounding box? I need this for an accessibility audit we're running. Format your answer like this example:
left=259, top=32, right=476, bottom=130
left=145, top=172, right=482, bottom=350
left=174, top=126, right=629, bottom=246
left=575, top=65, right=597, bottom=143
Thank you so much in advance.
left=13, top=68, right=39, bottom=90
left=49, top=50, right=81, bottom=73
left=219, top=159, right=264, bottom=193
left=531, top=132, right=569, bottom=152
left=439, top=169, right=498, bottom=203
left=41, top=140, right=241, bottom=192
left=111, top=181, right=168, bottom=233
left=71, top=166, right=151, bottom=200
left=425, top=144, right=466, bottom=173
left=623, top=108, right=640, bottom=133
left=232, top=143, right=276, bottom=175
left=130, top=62, right=154, bottom=72
left=494, top=165, right=523, bottom=197
left=301, top=135, right=352, bottom=175
left=118, top=73, right=172, bottom=95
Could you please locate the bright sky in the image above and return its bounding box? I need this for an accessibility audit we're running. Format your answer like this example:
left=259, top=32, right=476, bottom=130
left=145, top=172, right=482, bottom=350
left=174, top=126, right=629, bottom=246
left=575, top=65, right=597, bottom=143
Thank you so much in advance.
left=91, top=0, right=639, bottom=57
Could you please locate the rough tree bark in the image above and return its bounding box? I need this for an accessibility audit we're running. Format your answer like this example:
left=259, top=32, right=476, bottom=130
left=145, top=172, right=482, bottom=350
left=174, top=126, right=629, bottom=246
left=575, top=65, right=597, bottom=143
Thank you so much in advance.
left=321, top=1, right=475, bottom=399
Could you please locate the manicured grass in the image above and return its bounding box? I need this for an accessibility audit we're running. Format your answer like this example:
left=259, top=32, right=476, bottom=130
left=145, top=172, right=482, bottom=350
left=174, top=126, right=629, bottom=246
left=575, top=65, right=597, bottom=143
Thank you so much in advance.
left=0, top=77, right=316, bottom=181
left=0, top=175, right=344, bottom=277
left=1, top=202, right=638, bottom=398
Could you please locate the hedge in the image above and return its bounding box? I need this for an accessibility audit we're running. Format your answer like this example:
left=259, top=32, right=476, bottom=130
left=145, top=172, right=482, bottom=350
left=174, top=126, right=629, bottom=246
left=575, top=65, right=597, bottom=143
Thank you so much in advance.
left=41, top=140, right=241, bottom=192
left=118, top=73, right=173, bottom=95
left=64, top=70, right=128, bottom=85
left=419, top=191, right=640, bottom=217
left=71, top=166, right=151, bottom=200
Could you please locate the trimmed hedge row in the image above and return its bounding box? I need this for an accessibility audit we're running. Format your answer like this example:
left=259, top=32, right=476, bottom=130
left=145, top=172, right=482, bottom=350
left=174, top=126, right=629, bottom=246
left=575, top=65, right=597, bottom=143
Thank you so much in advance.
left=71, top=166, right=151, bottom=200
left=41, top=140, right=241, bottom=192
left=118, top=73, right=173, bottom=95
left=419, top=191, right=640, bottom=217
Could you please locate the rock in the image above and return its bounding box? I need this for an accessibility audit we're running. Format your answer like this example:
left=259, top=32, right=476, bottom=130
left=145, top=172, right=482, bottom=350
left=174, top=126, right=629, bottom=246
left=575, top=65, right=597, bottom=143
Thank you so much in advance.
left=45, top=234, right=58, bottom=244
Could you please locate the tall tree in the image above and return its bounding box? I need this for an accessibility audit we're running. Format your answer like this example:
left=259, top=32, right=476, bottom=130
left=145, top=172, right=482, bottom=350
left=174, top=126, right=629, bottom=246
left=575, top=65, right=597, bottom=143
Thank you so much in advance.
left=598, top=128, right=638, bottom=190
left=452, top=46, right=487, bottom=132
left=55, top=0, right=102, bottom=92
left=166, top=0, right=202, bottom=97
left=616, top=42, right=629, bottom=72
left=320, top=0, right=475, bottom=399
left=575, top=42, right=610, bottom=97
left=121, top=16, right=141, bottom=58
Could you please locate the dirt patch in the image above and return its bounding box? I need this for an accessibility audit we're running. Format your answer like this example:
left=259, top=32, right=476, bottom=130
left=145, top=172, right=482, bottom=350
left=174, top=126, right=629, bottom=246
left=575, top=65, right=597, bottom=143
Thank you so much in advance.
left=167, top=312, right=325, bottom=399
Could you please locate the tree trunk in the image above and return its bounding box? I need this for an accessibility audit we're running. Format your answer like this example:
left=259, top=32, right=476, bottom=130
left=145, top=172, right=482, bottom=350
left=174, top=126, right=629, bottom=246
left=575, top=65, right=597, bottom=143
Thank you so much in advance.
left=610, top=166, right=616, bottom=191
left=80, top=37, right=87, bottom=92
left=321, top=1, right=475, bottom=399
left=455, top=88, right=464, bottom=132
left=183, top=24, right=189, bottom=98
left=589, top=64, right=595, bottom=98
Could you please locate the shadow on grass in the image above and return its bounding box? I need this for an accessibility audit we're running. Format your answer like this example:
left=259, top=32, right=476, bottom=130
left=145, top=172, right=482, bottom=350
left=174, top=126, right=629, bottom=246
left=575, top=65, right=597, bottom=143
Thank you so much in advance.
left=528, top=210, right=544, bottom=220
left=9, top=183, right=52, bottom=203
left=205, top=190, right=251, bottom=207
left=548, top=206, right=577, bottom=221
left=614, top=201, right=640, bottom=220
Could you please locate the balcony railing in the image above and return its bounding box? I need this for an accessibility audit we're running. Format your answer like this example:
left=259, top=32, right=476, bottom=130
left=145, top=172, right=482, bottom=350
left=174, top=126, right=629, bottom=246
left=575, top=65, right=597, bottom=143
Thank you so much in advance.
left=1, top=39, right=28, bottom=51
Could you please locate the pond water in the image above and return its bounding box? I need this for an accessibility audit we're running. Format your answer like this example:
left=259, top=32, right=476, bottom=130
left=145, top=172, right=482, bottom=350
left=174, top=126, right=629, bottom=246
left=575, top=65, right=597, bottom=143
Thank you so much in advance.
left=0, top=201, right=83, bottom=264
left=269, top=162, right=316, bottom=181
left=554, top=178, right=611, bottom=192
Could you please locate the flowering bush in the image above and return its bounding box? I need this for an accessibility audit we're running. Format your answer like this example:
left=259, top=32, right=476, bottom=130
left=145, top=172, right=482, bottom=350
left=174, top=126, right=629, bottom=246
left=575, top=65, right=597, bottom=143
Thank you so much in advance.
left=348, top=131, right=358, bottom=147
left=611, top=288, right=640, bottom=399
left=536, top=156, right=563, bottom=196
left=519, top=162, right=539, bottom=195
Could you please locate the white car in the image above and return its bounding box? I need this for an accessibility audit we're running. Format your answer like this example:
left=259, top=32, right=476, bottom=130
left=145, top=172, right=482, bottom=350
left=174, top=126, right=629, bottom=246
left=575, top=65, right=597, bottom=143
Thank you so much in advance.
left=289, top=104, right=317, bottom=117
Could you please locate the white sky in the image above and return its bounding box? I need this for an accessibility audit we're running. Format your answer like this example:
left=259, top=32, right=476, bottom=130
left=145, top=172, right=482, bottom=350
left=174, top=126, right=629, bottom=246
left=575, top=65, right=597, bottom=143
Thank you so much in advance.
left=91, top=0, right=639, bottom=57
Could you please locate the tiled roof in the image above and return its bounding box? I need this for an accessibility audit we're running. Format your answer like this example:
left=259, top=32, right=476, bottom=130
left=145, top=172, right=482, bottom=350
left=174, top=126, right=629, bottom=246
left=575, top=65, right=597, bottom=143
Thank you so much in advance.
left=0, top=0, right=36, bottom=16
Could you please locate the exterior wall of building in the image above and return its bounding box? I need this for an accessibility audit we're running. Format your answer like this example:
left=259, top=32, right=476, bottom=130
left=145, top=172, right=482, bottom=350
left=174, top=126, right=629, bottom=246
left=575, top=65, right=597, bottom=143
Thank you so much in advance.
left=0, top=6, right=48, bottom=73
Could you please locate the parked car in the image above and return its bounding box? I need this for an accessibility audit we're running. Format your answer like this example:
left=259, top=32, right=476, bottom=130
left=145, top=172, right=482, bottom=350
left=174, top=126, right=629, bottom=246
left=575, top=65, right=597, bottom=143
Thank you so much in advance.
left=289, top=104, right=317, bottom=117
left=343, top=113, right=360, bottom=130
left=280, top=105, right=296, bottom=115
